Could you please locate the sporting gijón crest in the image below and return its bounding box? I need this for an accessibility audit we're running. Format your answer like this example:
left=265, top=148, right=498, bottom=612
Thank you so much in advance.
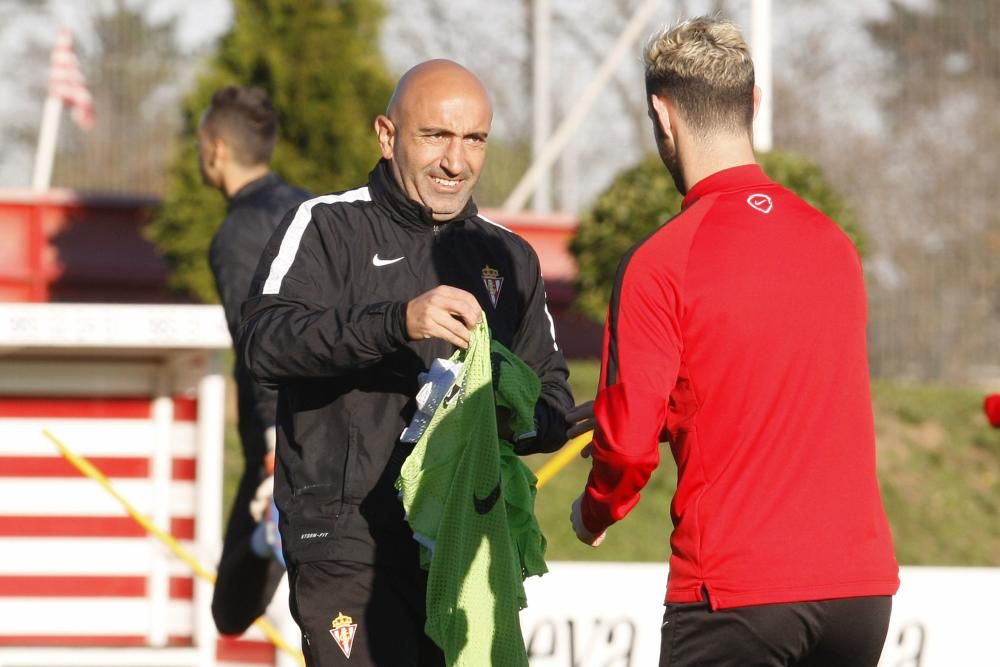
left=329, top=612, right=358, bottom=659
left=482, top=265, right=504, bottom=308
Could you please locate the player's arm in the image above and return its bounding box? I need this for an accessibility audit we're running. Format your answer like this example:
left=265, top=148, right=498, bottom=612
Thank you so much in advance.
left=209, top=213, right=269, bottom=344
left=210, top=212, right=280, bottom=427
left=577, top=254, right=681, bottom=538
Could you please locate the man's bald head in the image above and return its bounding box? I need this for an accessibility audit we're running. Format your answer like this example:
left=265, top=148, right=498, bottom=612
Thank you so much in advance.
left=374, top=60, right=493, bottom=222
left=386, top=59, right=492, bottom=124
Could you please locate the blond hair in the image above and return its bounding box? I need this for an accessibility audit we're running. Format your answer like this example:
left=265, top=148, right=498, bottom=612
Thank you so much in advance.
left=644, top=17, right=755, bottom=136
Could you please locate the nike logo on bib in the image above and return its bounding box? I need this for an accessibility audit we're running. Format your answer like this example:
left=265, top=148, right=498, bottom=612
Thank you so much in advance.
left=372, top=254, right=405, bottom=267
left=473, top=479, right=502, bottom=514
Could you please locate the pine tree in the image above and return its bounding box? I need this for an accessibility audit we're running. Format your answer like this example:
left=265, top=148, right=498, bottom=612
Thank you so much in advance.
left=150, top=0, right=395, bottom=302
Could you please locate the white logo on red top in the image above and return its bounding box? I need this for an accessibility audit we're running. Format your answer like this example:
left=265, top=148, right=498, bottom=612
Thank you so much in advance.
left=747, top=194, right=773, bottom=214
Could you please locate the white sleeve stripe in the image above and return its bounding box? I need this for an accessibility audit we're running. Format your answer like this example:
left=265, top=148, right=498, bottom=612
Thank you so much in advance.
left=475, top=212, right=515, bottom=235
left=541, top=274, right=559, bottom=352
left=261, top=187, right=372, bottom=295
left=543, top=299, right=559, bottom=351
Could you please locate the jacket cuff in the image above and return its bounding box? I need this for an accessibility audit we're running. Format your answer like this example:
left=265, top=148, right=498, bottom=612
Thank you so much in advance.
left=513, top=400, right=567, bottom=455
left=581, top=490, right=613, bottom=535
left=384, top=301, right=410, bottom=348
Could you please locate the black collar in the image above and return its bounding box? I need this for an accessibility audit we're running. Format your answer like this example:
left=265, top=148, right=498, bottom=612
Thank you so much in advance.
left=368, top=159, right=479, bottom=231
left=228, top=172, right=280, bottom=208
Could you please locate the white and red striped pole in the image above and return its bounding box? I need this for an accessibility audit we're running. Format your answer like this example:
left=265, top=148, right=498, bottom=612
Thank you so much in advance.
left=32, top=28, right=95, bottom=192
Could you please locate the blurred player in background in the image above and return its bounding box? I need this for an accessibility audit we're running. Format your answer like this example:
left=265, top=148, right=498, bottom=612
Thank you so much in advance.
left=197, top=85, right=311, bottom=635
left=567, top=17, right=899, bottom=666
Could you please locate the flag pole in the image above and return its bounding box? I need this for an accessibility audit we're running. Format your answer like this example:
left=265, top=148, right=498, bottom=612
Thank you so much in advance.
left=32, top=95, right=63, bottom=192
left=33, top=27, right=95, bottom=192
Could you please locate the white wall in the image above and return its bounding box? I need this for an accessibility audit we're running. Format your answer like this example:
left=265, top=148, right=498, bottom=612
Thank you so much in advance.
left=522, top=563, right=1000, bottom=666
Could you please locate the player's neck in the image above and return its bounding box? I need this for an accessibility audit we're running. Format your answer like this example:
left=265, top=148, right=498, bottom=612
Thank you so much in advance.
left=223, top=164, right=271, bottom=199
left=681, top=135, right=757, bottom=191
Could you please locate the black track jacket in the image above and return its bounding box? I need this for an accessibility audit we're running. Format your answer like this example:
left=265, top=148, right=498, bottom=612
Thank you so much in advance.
left=238, top=160, right=573, bottom=566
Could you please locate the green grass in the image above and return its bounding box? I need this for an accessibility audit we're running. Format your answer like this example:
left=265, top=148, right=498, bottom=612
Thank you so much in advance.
left=221, top=362, right=1000, bottom=566
left=527, top=359, right=676, bottom=562
left=871, top=380, right=1000, bottom=565
left=530, top=364, right=1000, bottom=565
left=221, top=425, right=244, bottom=527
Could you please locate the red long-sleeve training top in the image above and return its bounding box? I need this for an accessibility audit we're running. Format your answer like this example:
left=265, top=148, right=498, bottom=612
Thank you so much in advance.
left=582, top=164, right=899, bottom=610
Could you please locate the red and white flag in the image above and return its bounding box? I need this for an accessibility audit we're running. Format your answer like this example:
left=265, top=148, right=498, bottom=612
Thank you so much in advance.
left=48, top=28, right=95, bottom=131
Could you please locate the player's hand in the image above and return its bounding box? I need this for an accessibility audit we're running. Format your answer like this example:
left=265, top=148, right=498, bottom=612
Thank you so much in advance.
left=570, top=493, right=606, bottom=547
left=405, top=286, right=482, bottom=349
left=249, top=474, right=274, bottom=523
left=566, top=400, right=596, bottom=457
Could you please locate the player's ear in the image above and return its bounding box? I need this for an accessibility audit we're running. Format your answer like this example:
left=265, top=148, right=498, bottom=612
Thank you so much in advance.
left=752, top=85, right=762, bottom=121
left=650, top=94, right=673, bottom=140
left=374, top=115, right=395, bottom=160
left=211, top=137, right=228, bottom=167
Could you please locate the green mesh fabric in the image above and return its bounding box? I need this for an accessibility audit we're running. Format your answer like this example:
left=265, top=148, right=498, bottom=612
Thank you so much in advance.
left=492, top=341, right=548, bottom=580
left=396, top=320, right=547, bottom=666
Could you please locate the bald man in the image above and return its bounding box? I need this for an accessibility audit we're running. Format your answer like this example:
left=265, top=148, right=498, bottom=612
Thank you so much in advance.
left=238, top=60, right=573, bottom=667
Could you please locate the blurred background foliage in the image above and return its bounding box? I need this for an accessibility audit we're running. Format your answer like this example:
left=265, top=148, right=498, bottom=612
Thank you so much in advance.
left=148, top=0, right=395, bottom=301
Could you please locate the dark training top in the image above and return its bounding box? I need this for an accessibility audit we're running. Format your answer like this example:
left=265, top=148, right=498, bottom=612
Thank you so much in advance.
left=209, top=172, right=311, bottom=451
left=582, top=164, right=899, bottom=610
left=208, top=172, right=310, bottom=635
left=238, top=159, right=573, bottom=566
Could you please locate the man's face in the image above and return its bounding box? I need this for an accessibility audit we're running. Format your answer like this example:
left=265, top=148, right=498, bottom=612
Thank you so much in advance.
left=382, top=90, right=491, bottom=222
left=196, top=125, right=223, bottom=190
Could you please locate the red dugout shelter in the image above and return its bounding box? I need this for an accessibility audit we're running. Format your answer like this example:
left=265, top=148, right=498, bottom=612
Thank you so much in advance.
left=0, top=191, right=299, bottom=667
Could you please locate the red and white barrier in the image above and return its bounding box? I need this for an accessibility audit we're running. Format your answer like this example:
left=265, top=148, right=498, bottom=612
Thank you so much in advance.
left=0, top=304, right=298, bottom=667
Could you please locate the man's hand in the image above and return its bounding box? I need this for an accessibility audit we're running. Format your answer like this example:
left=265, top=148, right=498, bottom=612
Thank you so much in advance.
left=570, top=492, right=606, bottom=547
left=406, top=286, right=482, bottom=349
left=566, top=400, right=596, bottom=458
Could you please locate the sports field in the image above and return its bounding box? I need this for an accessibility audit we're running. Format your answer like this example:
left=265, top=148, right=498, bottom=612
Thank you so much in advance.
left=223, top=359, right=1000, bottom=567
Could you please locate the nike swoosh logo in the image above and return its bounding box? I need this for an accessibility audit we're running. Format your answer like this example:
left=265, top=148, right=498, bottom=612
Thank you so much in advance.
left=372, top=254, right=405, bottom=267
left=473, top=479, right=502, bottom=515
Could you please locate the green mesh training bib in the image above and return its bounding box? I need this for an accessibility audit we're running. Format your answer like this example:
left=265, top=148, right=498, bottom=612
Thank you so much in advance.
left=396, top=319, right=547, bottom=667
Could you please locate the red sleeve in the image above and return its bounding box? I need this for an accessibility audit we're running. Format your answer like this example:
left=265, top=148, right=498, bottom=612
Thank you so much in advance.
left=985, top=394, right=1000, bottom=428
left=581, top=249, right=681, bottom=534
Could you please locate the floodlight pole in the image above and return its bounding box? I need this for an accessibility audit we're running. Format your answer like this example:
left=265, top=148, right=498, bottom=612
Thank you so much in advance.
left=504, top=0, right=661, bottom=213
left=751, top=0, right=773, bottom=152
left=532, top=0, right=552, bottom=213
